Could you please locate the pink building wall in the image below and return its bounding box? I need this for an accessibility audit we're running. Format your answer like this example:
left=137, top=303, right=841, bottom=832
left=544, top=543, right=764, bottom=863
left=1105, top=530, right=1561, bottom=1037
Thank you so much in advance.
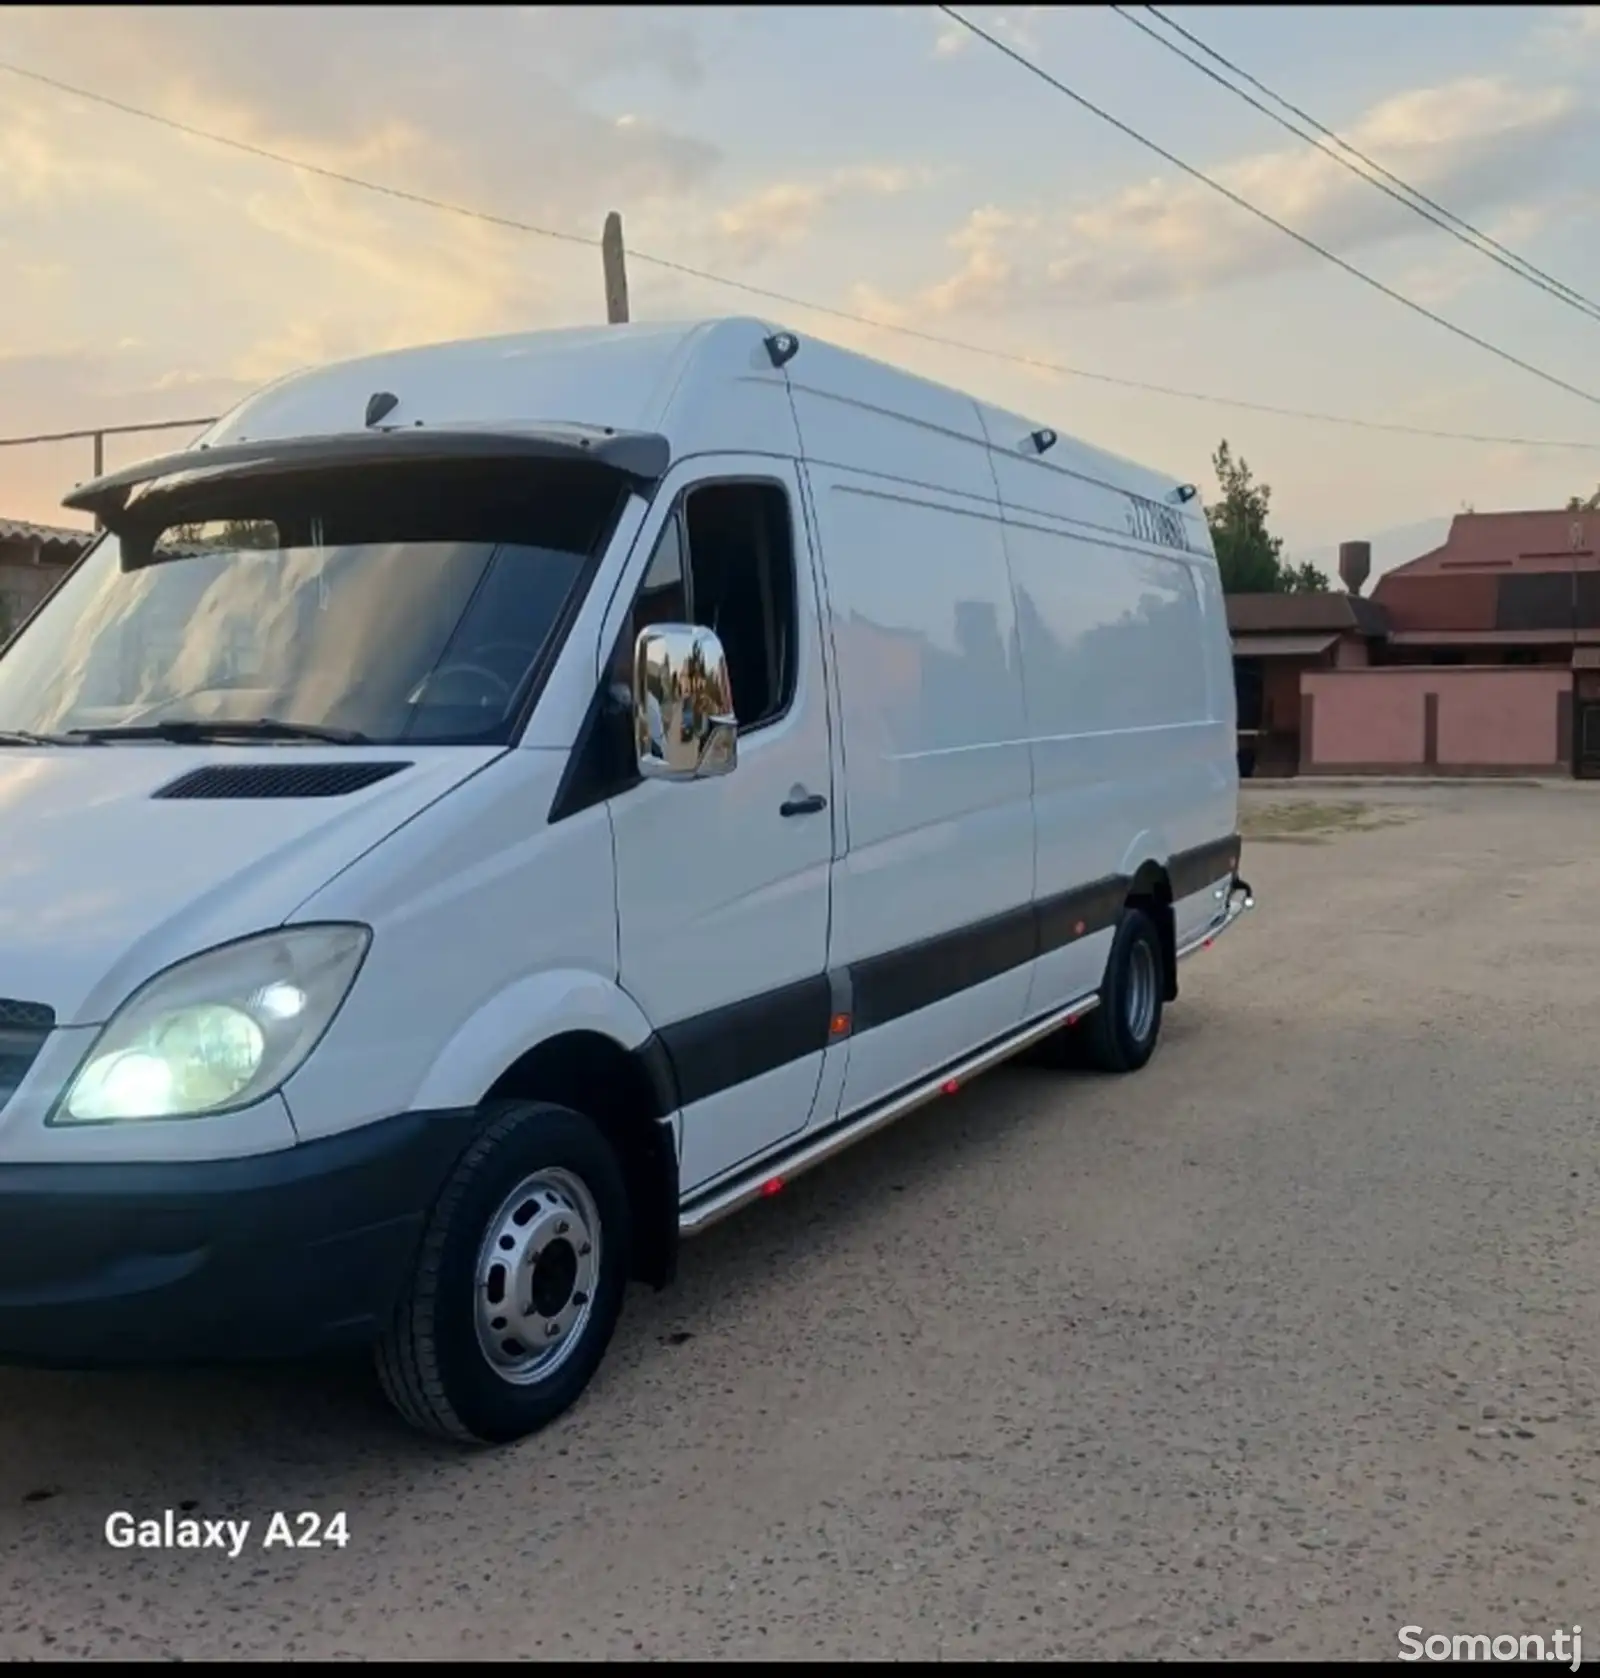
left=1301, top=667, right=1572, bottom=773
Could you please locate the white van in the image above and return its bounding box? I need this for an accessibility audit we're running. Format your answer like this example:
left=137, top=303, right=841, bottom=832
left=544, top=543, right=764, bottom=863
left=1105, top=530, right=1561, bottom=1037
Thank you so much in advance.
left=0, top=319, right=1251, bottom=1445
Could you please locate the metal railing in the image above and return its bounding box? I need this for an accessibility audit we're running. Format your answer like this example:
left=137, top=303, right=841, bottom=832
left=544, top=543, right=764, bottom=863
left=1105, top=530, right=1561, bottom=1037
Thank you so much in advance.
left=0, top=418, right=218, bottom=531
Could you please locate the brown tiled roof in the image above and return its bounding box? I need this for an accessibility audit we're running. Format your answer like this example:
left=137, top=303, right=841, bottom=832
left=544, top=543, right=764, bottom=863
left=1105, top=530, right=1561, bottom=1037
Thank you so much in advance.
left=1224, top=591, right=1387, bottom=635
left=1381, top=509, right=1597, bottom=580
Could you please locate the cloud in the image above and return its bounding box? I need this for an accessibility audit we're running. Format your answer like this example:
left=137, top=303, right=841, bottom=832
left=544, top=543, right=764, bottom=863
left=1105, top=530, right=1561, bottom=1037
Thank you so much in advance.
left=0, top=7, right=722, bottom=231
left=926, top=6, right=1048, bottom=61
left=0, top=91, right=147, bottom=208
left=1534, top=5, right=1600, bottom=50
left=707, top=164, right=935, bottom=267
left=883, top=73, right=1590, bottom=313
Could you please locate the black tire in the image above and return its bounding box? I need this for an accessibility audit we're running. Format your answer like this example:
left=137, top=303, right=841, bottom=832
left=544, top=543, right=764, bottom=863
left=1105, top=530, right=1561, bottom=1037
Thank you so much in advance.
left=1079, top=904, right=1166, bottom=1075
left=376, top=1099, right=632, bottom=1446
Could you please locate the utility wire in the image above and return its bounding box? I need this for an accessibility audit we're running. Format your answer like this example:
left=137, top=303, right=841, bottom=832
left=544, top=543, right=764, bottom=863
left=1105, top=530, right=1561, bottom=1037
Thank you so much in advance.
left=1114, top=5, right=1600, bottom=323
left=2, top=54, right=1599, bottom=453
left=936, top=5, right=1600, bottom=411
left=1139, top=3, right=1600, bottom=321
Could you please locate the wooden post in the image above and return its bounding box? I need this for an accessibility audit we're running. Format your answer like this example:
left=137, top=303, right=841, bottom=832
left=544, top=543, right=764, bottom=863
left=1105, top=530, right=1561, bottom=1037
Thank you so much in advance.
left=602, top=211, right=630, bottom=325
left=92, top=429, right=105, bottom=532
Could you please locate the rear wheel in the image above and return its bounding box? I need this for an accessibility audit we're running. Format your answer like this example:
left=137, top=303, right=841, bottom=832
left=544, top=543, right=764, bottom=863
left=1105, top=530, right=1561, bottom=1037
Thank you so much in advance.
left=376, top=1099, right=631, bottom=1446
left=1080, top=904, right=1166, bottom=1074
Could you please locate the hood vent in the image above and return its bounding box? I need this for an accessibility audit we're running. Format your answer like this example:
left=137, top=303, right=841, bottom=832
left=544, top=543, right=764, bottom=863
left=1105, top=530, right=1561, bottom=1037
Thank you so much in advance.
left=153, top=762, right=412, bottom=801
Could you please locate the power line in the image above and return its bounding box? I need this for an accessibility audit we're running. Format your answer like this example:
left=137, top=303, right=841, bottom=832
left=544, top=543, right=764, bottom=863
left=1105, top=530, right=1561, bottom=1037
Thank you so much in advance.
left=1139, top=3, right=1600, bottom=321
left=935, top=5, right=1600, bottom=412
left=1113, top=5, right=1600, bottom=324
left=1116, top=8, right=1600, bottom=324
left=2, top=55, right=1599, bottom=454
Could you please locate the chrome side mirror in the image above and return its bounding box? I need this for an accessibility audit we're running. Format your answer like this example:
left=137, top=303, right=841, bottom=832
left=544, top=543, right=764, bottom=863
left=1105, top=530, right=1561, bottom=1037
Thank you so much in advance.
left=633, top=623, right=738, bottom=782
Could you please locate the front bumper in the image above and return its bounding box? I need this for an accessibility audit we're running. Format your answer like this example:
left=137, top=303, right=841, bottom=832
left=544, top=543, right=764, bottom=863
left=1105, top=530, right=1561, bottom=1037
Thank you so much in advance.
left=0, top=1108, right=478, bottom=1367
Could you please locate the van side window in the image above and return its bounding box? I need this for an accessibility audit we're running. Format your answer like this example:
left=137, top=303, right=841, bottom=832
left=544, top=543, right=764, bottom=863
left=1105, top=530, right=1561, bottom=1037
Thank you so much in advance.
left=561, top=480, right=800, bottom=823
left=680, top=481, right=795, bottom=731
left=609, top=481, right=796, bottom=734
left=637, top=514, right=688, bottom=630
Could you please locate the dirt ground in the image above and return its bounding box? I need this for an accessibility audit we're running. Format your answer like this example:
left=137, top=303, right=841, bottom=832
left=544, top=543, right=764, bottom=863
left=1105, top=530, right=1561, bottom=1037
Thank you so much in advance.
left=1, top=781, right=1596, bottom=1660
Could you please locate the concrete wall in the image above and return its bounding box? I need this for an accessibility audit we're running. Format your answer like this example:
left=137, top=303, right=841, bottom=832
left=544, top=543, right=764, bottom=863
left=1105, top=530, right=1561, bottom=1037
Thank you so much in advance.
left=1301, top=666, right=1572, bottom=775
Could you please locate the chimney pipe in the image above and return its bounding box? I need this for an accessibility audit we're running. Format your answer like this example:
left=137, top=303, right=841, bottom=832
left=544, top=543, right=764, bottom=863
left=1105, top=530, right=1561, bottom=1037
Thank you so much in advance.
left=1338, top=539, right=1372, bottom=597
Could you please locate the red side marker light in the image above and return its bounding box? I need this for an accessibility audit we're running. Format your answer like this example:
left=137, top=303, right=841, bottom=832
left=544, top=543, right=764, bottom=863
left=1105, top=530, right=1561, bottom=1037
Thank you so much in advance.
left=760, top=1177, right=785, bottom=1198
left=1074, top=920, right=1086, bottom=936
left=941, top=1079, right=961, bottom=1095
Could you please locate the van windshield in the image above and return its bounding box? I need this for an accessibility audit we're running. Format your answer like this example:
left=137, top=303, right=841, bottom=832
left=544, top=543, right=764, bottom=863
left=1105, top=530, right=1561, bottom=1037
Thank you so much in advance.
left=0, top=457, right=627, bottom=746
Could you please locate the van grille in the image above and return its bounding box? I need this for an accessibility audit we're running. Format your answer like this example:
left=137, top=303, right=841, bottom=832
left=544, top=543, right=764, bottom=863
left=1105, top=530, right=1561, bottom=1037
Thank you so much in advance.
left=0, top=999, right=54, bottom=1118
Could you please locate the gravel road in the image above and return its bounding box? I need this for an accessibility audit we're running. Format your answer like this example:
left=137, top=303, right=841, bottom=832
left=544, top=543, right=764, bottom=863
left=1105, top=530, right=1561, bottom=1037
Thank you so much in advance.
left=2, top=781, right=1595, bottom=1660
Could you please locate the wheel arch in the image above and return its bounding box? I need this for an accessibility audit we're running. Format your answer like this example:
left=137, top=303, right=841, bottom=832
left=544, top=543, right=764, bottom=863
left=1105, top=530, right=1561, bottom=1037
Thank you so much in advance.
left=411, top=970, right=682, bottom=1289
left=486, top=1029, right=681, bottom=1290
left=1122, top=854, right=1178, bottom=1003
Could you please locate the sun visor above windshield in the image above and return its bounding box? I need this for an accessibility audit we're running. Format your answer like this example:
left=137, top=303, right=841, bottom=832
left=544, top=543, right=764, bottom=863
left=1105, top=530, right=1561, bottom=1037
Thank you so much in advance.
left=63, top=424, right=672, bottom=529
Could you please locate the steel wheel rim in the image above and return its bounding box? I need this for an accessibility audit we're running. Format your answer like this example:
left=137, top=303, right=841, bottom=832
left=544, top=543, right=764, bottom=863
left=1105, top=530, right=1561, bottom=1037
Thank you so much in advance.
left=1125, top=939, right=1158, bottom=1044
left=473, top=1168, right=602, bottom=1386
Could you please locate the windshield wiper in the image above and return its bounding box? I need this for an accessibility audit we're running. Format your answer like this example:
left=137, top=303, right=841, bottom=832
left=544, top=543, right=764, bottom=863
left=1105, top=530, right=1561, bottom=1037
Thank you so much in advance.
left=0, top=729, right=87, bottom=747
left=67, top=718, right=372, bottom=745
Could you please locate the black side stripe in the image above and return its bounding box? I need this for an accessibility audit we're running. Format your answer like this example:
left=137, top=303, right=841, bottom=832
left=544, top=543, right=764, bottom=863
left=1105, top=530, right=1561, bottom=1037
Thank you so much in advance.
left=661, top=974, right=833, bottom=1109
left=643, top=835, right=1241, bottom=1108
left=1169, top=835, right=1241, bottom=902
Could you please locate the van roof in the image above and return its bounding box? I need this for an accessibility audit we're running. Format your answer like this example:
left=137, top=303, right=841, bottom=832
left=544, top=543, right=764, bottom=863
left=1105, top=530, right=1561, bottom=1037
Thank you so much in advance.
left=186, top=317, right=1189, bottom=510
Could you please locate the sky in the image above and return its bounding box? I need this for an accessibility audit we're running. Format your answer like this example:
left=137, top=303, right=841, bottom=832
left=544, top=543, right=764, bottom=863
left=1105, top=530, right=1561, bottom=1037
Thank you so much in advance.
left=2, top=3, right=1600, bottom=573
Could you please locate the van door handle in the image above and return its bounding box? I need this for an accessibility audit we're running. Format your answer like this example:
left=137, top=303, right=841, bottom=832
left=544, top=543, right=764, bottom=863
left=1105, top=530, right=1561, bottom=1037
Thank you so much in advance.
left=780, top=790, right=827, bottom=818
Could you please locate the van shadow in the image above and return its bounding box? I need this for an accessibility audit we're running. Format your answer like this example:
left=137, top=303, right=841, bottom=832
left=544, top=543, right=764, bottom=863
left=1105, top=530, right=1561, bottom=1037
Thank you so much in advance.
left=0, top=1032, right=1172, bottom=1515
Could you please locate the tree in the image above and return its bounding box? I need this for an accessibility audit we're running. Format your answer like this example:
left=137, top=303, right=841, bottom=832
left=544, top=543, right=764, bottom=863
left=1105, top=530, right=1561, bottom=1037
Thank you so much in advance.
left=1281, top=559, right=1331, bottom=593
left=163, top=519, right=278, bottom=551
left=1206, top=440, right=1287, bottom=593
left=1567, top=487, right=1600, bottom=512
left=1205, top=440, right=1332, bottom=594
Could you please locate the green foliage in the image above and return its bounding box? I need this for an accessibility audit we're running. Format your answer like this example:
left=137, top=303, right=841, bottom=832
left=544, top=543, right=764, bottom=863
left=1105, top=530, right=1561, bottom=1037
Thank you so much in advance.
left=1207, top=441, right=1284, bottom=593
left=1206, top=440, right=1329, bottom=595
left=163, top=519, right=279, bottom=551
left=1281, top=559, right=1331, bottom=593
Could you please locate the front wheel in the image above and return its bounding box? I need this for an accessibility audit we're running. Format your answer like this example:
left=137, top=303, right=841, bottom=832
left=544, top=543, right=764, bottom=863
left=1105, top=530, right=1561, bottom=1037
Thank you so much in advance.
left=376, top=1099, right=632, bottom=1446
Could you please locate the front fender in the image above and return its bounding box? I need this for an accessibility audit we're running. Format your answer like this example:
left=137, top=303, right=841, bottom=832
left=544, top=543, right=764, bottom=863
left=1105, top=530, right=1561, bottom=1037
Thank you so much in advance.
left=410, top=968, right=657, bottom=1112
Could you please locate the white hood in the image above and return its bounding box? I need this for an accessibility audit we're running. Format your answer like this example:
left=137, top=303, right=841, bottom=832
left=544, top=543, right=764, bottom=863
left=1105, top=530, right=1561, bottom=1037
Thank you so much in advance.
left=0, top=745, right=502, bottom=1025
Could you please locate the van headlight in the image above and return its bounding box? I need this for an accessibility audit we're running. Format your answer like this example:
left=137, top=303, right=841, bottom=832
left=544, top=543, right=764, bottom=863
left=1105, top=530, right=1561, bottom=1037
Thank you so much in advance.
left=53, top=925, right=371, bottom=1124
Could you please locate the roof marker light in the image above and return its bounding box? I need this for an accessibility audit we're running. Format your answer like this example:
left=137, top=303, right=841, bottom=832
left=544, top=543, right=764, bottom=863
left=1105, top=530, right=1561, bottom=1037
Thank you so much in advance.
left=764, top=333, right=800, bottom=368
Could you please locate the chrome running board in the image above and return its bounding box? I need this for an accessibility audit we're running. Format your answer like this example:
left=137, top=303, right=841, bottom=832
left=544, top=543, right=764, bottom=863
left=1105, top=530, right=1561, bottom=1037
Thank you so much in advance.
left=679, top=989, right=1102, bottom=1237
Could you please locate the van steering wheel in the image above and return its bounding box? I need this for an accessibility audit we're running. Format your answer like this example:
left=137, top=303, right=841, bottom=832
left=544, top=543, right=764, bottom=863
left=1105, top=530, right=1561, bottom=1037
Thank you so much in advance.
left=409, top=662, right=514, bottom=709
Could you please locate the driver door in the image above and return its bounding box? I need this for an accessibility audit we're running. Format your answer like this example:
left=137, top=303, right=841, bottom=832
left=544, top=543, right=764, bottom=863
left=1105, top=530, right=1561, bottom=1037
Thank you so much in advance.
left=600, top=457, right=837, bottom=1196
